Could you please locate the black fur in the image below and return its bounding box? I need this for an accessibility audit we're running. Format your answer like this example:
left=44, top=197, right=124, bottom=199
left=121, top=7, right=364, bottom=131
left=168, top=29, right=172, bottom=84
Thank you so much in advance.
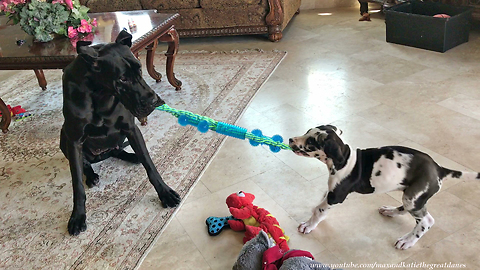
left=60, top=30, right=181, bottom=236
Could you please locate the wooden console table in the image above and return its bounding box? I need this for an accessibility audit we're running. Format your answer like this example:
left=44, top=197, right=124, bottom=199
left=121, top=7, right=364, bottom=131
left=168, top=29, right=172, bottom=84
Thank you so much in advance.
left=0, top=10, right=182, bottom=133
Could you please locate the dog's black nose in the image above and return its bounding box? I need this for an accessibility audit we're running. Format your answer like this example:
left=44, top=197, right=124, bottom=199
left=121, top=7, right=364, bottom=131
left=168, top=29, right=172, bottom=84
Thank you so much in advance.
left=289, top=138, right=294, bottom=143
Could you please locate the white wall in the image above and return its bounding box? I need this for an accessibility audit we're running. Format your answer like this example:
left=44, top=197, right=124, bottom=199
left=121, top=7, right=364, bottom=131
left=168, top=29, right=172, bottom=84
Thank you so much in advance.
left=300, top=0, right=358, bottom=10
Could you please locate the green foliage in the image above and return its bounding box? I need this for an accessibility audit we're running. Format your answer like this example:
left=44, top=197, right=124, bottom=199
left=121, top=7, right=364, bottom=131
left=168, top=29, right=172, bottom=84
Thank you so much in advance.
left=19, top=1, right=70, bottom=42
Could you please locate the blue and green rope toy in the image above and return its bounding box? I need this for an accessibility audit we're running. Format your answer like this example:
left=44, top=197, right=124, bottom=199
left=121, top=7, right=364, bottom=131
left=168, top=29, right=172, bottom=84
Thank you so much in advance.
left=155, top=104, right=291, bottom=153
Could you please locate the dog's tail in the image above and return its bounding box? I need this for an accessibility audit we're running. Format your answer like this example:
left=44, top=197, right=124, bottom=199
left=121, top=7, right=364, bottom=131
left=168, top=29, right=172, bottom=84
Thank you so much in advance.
left=441, top=167, right=480, bottom=181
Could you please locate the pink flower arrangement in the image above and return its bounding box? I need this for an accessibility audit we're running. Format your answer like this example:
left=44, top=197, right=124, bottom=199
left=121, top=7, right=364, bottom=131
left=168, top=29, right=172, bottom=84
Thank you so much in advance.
left=0, top=0, right=28, bottom=14
left=1, top=0, right=97, bottom=42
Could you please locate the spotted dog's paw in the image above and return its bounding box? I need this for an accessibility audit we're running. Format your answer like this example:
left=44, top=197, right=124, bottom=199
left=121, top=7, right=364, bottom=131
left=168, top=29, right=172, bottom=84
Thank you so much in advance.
left=298, top=221, right=317, bottom=234
left=395, top=233, right=419, bottom=250
left=379, top=206, right=400, bottom=217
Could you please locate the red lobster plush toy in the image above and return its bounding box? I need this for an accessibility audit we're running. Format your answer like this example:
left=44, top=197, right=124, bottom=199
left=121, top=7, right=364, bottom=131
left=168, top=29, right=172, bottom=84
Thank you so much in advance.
left=226, top=191, right=289, bottom=251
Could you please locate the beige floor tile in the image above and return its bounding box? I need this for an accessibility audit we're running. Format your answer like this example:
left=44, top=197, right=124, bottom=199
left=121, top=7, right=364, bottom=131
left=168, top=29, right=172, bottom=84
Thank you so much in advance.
left=447, top=181, right=480, bottom=209
left=291, top=88, right=381, bottom=124
left=446, top=71, right=480, bottom=100
left=365, top=77, right=459, bottom=113
left=330, top=115, right=408, bottom=149
left=347, top=51, right=430, bottom=85
left=313, top=249, right=342, bottom=267
left=426, top=191, right=480, bottom=234
left=199, top=138, right=284, bottom=193
left=139, top=218, right=211, bottom=270
left=251, top=166, right=329, bottom=221
left=184, top=181, right=212, bottom=205
left=438, top=93, right=480, bottom=122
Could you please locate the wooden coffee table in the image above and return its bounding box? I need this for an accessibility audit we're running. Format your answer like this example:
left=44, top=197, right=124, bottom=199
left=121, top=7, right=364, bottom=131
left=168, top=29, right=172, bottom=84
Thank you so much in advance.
left=0, top=10, right=182, bottom=133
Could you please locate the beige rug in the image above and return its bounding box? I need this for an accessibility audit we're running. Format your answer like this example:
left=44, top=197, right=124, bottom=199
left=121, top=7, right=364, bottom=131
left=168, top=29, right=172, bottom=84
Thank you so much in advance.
left=0, top=50, right=286, bottom=269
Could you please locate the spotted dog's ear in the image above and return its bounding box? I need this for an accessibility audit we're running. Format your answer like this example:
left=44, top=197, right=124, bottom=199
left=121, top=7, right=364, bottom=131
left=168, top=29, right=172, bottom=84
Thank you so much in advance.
left=324, top=138, right=344, bottom=165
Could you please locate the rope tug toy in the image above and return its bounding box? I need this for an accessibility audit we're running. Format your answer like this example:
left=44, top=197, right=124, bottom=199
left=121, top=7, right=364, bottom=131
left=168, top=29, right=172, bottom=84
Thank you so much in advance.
left=155, top=104, right=291, bottom=153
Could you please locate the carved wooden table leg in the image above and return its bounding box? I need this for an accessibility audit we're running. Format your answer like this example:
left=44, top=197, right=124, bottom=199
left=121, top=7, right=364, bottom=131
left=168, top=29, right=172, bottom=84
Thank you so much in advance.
left=34, top=69, right=47, bottom=90
left=159, top=28, right=182, bottom=91
left=0, top=97, right=12, bottom=133
left=145, top=39, right=162, bottom=82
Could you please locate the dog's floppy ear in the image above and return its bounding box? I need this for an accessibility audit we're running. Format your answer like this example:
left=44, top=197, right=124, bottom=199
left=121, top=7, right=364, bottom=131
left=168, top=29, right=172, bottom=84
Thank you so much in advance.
left=76, top=41, right=99, bottom=71
left=116, top=29, right=132, bottom=47
left=323, top=132, right=350, bottom=168
left=324, top=138, right=344, bottom=164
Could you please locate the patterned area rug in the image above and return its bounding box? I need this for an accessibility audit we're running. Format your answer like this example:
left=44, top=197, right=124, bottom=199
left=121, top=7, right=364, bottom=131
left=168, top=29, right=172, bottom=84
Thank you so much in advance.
left=0, top=50, right=286, bottom=269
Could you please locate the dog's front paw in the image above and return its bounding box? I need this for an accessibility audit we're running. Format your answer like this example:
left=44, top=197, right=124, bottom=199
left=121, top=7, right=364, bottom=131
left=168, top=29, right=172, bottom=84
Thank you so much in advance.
left=379, top=206, right=400, bottom=217
left=68, top=213, right=87, bottom=236
left=158, top=187, right=181, bottom=208
left=394, top=233, right=418, bottom=250
left=86, top=173, right=100, bottom=188
left=298, top=221, right=316, bottom=234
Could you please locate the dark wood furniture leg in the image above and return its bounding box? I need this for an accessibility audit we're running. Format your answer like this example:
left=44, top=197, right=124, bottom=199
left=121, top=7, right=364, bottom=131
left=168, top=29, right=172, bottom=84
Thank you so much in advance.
left=145, top=40, right=163, bottom=83
left=34, top=69, right=47, bottom=90
left=159, top=28, right=182, bottom=91
left=0, top=97, right=12, bottom=133
left=266, top=0, right=284, bottom=42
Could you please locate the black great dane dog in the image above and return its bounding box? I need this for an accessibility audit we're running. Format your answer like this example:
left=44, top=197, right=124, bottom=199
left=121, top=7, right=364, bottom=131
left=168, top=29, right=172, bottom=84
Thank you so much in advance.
left=60, top=30, right=181, bottom=236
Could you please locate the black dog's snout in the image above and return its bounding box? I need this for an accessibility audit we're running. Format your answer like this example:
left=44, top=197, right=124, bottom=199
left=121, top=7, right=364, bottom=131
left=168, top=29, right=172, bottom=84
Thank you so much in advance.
left=152, top=94, right=165, bottom=106
left=140, top=93, right=163, bottom=107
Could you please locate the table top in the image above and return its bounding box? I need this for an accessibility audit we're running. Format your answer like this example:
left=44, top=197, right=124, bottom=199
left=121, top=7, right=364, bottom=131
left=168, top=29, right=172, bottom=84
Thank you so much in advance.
left=0, top=10, right=179, bottom=69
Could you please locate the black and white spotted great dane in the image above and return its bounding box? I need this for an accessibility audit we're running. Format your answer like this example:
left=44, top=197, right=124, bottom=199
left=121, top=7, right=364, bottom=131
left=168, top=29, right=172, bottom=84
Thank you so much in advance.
left=289, top=125, right=480, bottom=250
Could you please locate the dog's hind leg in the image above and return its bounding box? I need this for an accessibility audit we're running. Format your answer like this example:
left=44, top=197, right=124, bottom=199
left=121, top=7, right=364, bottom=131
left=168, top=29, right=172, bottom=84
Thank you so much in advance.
left=395, top=207, right=434, bottom=250
left=83, top=159, right=100, bottom=188
left=379, top=205, right=407, bottom=217
left=394, top=182, right=439, bottom=250
left=112, top=149, right=140, bottom=164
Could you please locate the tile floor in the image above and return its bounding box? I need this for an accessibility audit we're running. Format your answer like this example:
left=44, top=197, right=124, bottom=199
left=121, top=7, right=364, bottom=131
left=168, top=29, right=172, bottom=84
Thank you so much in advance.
left=2, top=6, right=480, bottom=270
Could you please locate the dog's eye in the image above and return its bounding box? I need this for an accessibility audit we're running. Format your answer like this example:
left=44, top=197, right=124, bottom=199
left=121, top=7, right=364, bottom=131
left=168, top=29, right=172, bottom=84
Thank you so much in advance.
left=119, top=76, right=128, bottom=83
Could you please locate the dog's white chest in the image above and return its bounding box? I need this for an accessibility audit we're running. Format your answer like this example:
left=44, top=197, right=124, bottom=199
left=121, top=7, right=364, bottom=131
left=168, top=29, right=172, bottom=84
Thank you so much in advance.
left=369, top=151, right=412, bottom=193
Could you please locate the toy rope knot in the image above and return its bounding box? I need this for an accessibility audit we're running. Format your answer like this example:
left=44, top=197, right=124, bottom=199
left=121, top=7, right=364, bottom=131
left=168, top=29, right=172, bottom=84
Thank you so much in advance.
left=155, top=104, right=291, bottom=153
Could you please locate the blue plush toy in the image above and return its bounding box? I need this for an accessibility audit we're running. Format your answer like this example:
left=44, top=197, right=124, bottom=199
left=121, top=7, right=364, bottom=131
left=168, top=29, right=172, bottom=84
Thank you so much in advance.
left=156, top=104, right=291, bottom=153
left=206, top=216, right=240, bottom=236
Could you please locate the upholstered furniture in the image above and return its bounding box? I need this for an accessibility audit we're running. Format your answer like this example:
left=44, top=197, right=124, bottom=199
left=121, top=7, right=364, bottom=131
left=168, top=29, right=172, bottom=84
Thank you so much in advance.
left=79, top=0, right=301, bottom=41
